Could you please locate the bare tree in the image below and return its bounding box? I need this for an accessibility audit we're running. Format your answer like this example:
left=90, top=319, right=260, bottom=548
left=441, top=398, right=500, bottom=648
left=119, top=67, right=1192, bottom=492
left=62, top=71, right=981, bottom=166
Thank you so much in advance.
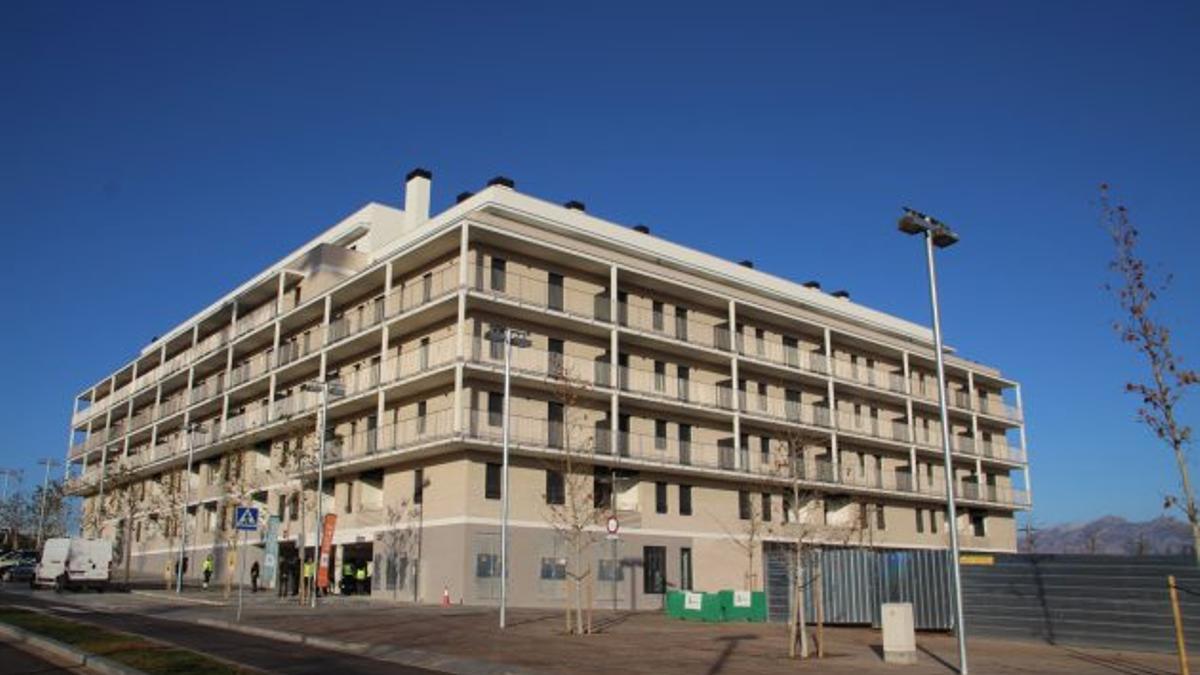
left=769, top=427, right=864, bottom=660
left=378, top=482, right=427, bottom=602
left=539, top=366, right=604, bottom=636
left=145, top=469, right=188, bottom=589
left=1103, top=185, right=1200, bottom=563
left=716, top=490, right=770, bottom=592
left=101, top=461, right=143, bottom=585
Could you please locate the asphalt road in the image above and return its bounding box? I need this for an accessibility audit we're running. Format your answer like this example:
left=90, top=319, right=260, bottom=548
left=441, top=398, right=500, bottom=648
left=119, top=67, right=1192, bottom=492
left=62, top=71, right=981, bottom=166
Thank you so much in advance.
left=0, top=638, right=79, bottom=674
left=0, top=589, right=437, bottom=674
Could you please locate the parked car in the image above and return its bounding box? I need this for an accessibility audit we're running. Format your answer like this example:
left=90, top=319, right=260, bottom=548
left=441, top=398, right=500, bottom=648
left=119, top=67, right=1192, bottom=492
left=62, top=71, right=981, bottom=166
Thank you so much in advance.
left=6, top=562, right=36, bottom=584
left=33, top=538, right=112, bottom=592
left=0, top=552, right=37, bottom=579
left=0, top=550, right=37, bottom=574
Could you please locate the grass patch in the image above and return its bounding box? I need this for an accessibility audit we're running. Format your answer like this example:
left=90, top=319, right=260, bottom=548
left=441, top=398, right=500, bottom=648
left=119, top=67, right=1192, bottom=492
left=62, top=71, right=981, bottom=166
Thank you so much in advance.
left=0, top=607, right=251, bottom=674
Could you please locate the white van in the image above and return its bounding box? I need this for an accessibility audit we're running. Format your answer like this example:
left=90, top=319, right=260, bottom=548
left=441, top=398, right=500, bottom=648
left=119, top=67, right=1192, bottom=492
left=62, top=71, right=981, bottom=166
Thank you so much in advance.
left=34, top=538, right=112, bottom=592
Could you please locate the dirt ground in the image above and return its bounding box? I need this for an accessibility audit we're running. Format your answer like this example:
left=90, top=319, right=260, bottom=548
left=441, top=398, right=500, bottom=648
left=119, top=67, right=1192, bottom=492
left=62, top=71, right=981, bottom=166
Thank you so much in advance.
left=225, top=598, right=1182, bottom=674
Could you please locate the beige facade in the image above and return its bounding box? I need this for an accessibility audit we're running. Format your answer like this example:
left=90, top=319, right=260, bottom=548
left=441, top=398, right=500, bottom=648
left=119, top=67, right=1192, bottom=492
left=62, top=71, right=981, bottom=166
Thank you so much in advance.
left=65, top=169, right=1030, bottom=607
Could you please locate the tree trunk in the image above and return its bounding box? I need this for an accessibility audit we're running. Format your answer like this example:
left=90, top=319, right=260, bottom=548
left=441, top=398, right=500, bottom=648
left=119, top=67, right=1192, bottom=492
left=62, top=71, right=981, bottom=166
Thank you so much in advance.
left=814, top=562, right=824, bottom=659
left=798, top=551, right=809, bottom=659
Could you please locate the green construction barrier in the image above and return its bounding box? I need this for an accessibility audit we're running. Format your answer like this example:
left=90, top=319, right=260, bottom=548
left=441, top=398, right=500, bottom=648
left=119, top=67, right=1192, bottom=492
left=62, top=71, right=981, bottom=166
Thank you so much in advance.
left=665, top=590, right=685, bottom=619
left=718, top=590, right=767, bottom=622
left=679, top=591, right=723, bottom=622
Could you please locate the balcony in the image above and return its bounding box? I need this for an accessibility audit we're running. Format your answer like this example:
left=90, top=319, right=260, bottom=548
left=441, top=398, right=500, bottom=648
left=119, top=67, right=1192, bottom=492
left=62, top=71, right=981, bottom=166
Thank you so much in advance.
left=834, top=410, right=910, bottom=444
left=618, top=365, right=734, bottom=411
left=736, top=338, right=829, bottom=376
left=190, top=375, right=225, bottom=405
left=195, top=327, right=231, bottom=360
left=467, top=338, right=610, bottom=390
left=387, top=265, right=460, bottom=318
left=739, top=393, right=833, bottom=429
left=235, top=302, right=277, bottom=338
left=229, top=351, right=272, bottom=389
left=978, top=396, right=1022, bottom=422
left=470, top=267, right=608, bottom=323
left=618, top=302, right=727, bottom=352
left=381, top=336, right=457, bottom=384
left=327, top=302, right=385, bottom=347
left=831, top=358, right=907, bottom=395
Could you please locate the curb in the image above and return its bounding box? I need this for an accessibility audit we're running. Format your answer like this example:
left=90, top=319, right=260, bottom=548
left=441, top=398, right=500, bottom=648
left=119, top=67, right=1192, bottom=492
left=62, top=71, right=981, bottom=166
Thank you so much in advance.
left=194, top=617, right=540, bottom=675
left=0, top=621, right=145, bottom=675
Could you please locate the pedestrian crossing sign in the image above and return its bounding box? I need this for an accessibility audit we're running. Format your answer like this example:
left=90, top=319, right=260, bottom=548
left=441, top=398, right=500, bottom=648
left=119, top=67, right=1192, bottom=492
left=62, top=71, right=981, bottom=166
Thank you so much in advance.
left=235, top=506, right=259, bottom=531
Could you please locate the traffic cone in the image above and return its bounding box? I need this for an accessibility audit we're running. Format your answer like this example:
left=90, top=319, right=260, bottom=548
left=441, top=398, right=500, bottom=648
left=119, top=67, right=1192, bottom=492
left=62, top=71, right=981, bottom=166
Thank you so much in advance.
left=442, top=585, right=450, bottom=608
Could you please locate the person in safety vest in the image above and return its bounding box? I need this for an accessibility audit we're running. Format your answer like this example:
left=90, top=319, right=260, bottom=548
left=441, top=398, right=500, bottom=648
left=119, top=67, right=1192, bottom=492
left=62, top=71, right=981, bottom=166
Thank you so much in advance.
left=302, top=557, right=314, bottom=600
left=342, top=561, right=354, bottom=595
left=202, top=555, right=214, bottom=590
left=355, top=563, right=367, bottom=595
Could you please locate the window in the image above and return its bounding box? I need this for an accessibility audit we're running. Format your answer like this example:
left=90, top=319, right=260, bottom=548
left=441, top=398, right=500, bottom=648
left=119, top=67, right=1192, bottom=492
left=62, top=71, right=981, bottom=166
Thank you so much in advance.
left=931, top=509, right=940, bottom=534
left=489, top=325, right=504, bottom=359
left=548, top=273, right=564, bottom=311
left=546, top=470, right=565, bottom=505
left=915, top=509, right=925, bottom=534
left=654, top=419, right=667, bottom=450
left=644, top=546, right=666, bottom=594
left=490, top=257, right=506, bottom=292
left=783, top=492, right=793, bottom=524
left=289, top=493, right=299, bottom=521
left=540, top=557, right=567, bottom=580
left=760, top=437, right=770, bottom=464
left=654, top=361, right=666, bottom=391
left=738, top=491, right=751, bottom=520
left=755, top=328, right=765, bottom=356
left=762, top=494, right=772, bottom=522
left=593, top=468, right=612, bottom=509
left=679, top=484, right=693, bottom=516
left=876, top=504, right=886, bottom=530
left=655, top=482, right=668, bottom=514
left=414, top=468, right=424, bottom=504
left=677, top=365, right=690, bottom=402
left=652, top=301, right=664, bottom=331
left=421, top=272, right=432, bottom=303
left=599, top=559, right=624, bottom=581
left=971, top=511, right=987, bottom=537
left=548, top=402, right=564, bottom=448
left=417, top=401, right=427, bottom=434
left=548, top=338, right=564, bottom=376
left=678, top=424, right=692, bottom=465
left=675, top=307, right=688, bottom=340
left=783, top=335, right=799, bottom=367
left=485, top=462, right=502, bottom=500
left=757, top=382, right=768, bottom=412
left=476, top=553, right=500, bottom=578
left=419, top=336, right=430, bottom=370
left=680, top=547, right=693, bottom=591
left=488, top=392, right=503, bottom=426
left=345, top=479, right=354, bottom=513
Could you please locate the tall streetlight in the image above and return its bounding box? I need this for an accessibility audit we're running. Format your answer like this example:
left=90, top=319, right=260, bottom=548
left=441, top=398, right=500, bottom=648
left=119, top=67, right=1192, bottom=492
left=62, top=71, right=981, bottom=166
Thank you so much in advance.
left=176, top=422, right=206, bottom=594
left=486, top=326, right=531, bottom=629
left=1, top=469, right=21, bottom=549
left=36, top=459, right=62, bottom=550
left=302, top=378, right=344, bottom=608
left=898, top=206, right=968, bottom=674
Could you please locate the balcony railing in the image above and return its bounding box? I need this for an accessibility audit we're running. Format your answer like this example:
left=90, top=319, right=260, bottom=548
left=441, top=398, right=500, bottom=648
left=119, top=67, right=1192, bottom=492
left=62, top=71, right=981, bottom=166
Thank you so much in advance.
left=736, top=338, right=829, bottom=375
left=831, top=358, right=907, bottom=394
left=467, top=338, right=610, bottom=389
left=190, top=375, right=225, bottom=405
left=618, top=366, right=734, bottom=410
left=381, top=337, right=457, bottom=384
left=229, top=351, right=272, bottom=389
left=618, top=301, right=727, bottom=352
left=327, top=302, right=386, bottom=346
left=470, top=267, right=609, bottom=323
left=739, top=394, right=833, bottom=429
left=834, top=410, right=910, bottom=444
left=388, top=265, right=460, bottom=318
left=235, top=302, right=277, bottom=338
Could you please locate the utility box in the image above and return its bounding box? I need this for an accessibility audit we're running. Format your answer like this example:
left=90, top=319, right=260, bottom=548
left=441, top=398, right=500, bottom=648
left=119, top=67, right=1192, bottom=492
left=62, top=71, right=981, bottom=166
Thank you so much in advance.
left=881, top=602, right=917, bottom=665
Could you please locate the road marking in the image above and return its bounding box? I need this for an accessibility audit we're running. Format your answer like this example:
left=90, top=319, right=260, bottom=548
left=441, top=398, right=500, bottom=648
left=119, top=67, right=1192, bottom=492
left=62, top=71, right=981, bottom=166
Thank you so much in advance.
left=49, top=605, right=86, bottom=614
left=129, top=589, right=225, bottom=606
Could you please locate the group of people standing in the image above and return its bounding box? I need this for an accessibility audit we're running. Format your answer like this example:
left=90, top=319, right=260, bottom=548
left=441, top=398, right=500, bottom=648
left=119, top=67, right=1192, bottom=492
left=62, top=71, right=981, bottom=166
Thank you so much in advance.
left=179, top=551, right=370, bottom=598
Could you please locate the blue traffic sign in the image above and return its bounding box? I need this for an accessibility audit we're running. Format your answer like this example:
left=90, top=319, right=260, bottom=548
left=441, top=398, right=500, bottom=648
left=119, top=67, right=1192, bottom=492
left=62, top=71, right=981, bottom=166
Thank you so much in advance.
left=235, top=506, right=259, bottom=531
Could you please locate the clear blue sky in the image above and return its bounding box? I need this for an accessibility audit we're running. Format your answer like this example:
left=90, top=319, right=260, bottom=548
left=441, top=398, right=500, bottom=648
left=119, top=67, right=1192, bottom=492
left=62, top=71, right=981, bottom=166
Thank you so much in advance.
left=1, top=1, right=1196, bottom=525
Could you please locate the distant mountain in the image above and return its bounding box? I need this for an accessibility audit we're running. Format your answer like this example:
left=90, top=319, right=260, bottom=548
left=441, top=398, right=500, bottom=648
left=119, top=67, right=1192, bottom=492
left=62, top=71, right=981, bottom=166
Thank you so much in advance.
left=1020, top=515, right=1195, bottom=556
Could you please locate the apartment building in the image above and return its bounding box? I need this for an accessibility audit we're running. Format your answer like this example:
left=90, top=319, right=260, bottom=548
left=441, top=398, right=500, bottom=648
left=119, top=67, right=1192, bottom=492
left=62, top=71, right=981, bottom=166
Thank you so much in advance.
left=64, top=168, right=1031, bottom=608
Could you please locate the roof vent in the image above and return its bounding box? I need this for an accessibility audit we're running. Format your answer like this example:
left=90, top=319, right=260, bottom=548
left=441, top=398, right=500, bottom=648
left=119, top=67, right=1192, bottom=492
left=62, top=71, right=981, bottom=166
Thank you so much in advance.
left=831, top=290, right=850, bottom=300
left=456, top=191, right=474, bottom=204
left=803, top=281, right=821, bottom=290
left=487, top=176, right=514, bottom=189
left=564, top=200, right=586, bottom=211
left=738, top=260, right=754, bottom=269
left=633, top=224, right=650, bottom=234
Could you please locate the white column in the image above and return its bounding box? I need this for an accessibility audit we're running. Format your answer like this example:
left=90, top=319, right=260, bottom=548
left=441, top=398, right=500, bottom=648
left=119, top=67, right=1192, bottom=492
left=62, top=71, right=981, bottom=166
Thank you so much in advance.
left=824, top=328, right=838, bottom=477
left=1016, top=384, right=1031, bottom=508
left=609, top=266, right=619, bottom=451
left=728, top=300, right=741, bottom=469
left=454, top=224, right=469, bottom=433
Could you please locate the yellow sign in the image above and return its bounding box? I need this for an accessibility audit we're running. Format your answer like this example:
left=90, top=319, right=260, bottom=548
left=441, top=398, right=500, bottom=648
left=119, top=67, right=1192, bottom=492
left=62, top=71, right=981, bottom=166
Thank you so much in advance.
left=959, top=554, right=994, bottom=566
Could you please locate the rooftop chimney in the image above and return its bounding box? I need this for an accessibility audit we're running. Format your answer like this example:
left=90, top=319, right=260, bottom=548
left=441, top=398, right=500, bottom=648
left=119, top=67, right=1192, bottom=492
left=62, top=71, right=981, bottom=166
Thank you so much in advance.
left=404, top=168, right=432, bottom=231
left=487, top=175, right=514, bottom=189
left=831, top=290, right=850, bottom=300
left=564, top=200, right=586, bottom=211
left=633, top=224, right=650, bottom=234
left=738, top=260, right=754, bottom=269
left=456, top=191, right=474, bottom=204
left=803, top=281, right=821, bottom=290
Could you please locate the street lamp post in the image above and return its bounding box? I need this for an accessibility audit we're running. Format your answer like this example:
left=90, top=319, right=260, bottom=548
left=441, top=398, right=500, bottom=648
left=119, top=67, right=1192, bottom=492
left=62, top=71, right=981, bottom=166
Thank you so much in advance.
left=36, top=458, right=61, bottom=550
left=486, top=326, right=531, bottom=629
left=302, top=379, right=345, bottom=609
left=899, top=207, right=968, bottom=674
left=176, top=422, right=205, bottom=594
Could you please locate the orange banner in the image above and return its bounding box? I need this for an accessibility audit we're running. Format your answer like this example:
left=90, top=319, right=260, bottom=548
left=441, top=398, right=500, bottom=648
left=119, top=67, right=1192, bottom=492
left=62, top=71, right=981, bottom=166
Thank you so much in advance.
left=317, top=514, right=337, bottom=589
